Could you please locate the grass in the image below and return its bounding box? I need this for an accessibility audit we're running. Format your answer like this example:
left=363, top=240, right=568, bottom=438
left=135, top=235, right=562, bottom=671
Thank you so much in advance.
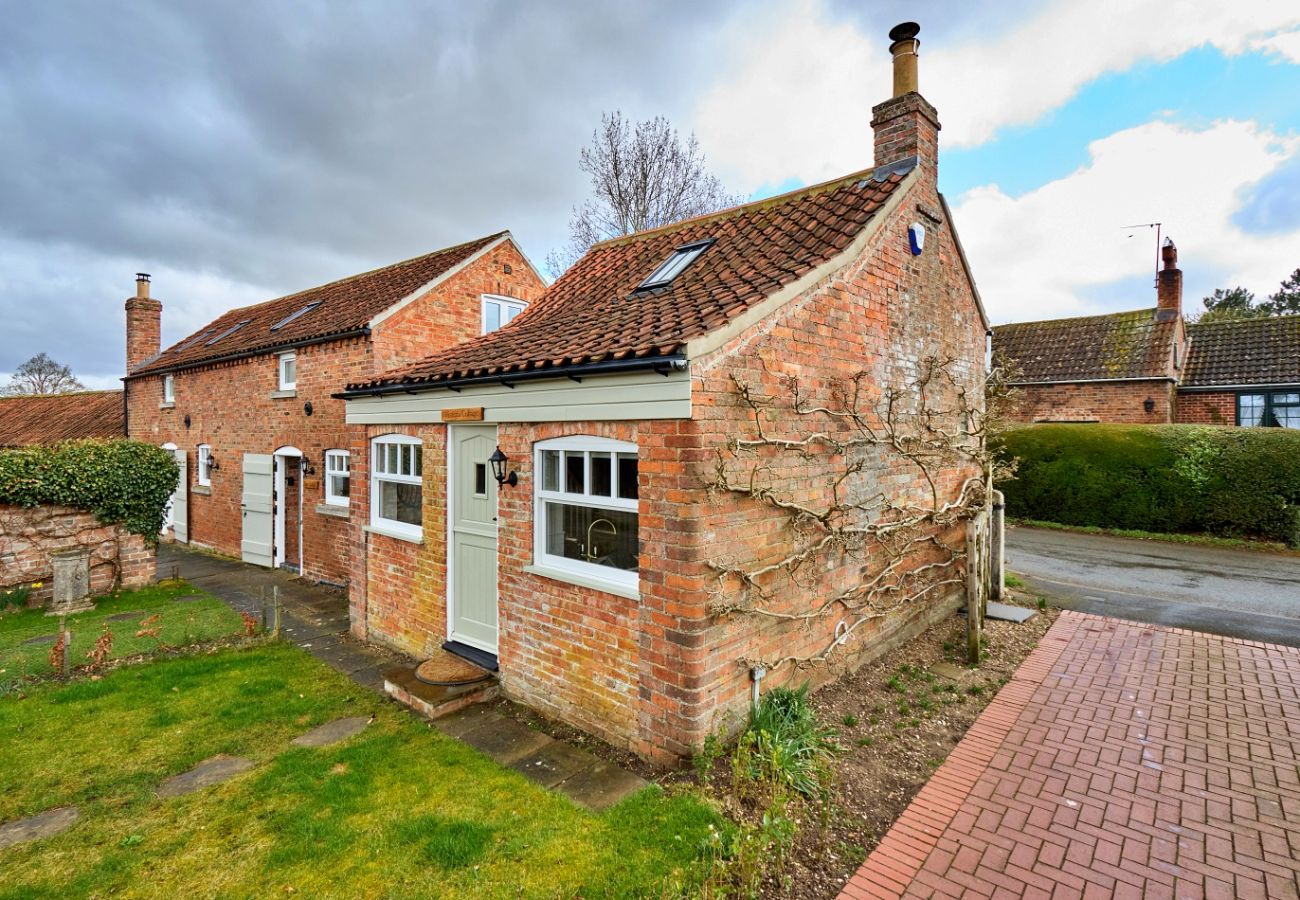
left=0, top=581, right=245, bottom=679
left=1012, top=518, right=1296, bottom=554
left=0, top=641, right=722, bottom=898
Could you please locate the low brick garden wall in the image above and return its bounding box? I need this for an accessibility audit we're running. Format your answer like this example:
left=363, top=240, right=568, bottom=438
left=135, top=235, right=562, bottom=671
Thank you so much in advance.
left=0, top=504, right=155, bottom=608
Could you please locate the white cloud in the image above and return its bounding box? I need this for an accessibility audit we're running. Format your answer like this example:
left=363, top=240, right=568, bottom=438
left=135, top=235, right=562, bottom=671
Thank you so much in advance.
left=950, top=119, right=1300, bottom=324
left=695, top=0, right=1300, bottom=185
left=1252, top=28, right=1300, bottom=64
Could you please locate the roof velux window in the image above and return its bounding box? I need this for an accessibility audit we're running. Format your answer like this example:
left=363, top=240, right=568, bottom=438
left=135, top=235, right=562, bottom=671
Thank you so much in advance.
left=205, top=320, right=251, bottom=346
left=634, top=239, right=713, bottom=292
left=271, top=301, right=322, bottom=332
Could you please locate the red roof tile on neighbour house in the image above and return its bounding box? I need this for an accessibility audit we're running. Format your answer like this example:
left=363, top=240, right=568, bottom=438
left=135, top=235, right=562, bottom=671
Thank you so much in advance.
left=346, top=167, right=911, bottom=392
left=0, top=391, right=125, bottom=447
left=129, top=232, right=509, bottom=376
left=1183, top=315, right=1300, bottom=387
left=992, top=309, right=1177, bottom=383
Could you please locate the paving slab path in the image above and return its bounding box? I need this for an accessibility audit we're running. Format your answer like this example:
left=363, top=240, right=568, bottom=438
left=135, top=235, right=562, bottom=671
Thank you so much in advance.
left=156, top=755, right=254, bottom=798
left=0, top=807, right=79, bottom=850
left=291, top=716, right=370, bottom=748
left=161, top=543, right=648, bottom=811
left=840, top=611, right=1300, bottom=899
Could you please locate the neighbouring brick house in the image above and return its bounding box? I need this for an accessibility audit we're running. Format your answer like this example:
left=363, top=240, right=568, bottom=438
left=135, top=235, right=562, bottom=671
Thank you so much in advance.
left=339, top=24, right=989, bottom=761
left=123, top=232, right=544, bottom=584
left=994, top=241, right=1300, bottom=427
left=0, top=390, right=125, bottom=447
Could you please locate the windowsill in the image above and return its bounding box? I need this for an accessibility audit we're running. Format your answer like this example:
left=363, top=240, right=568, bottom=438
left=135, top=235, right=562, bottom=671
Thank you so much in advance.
left=364, top=523, right=422, bottom=544
left=523, top=564, right=639, bottom=600
left=316, top=503, right=349, bottom=518
left=159, top=401, right=175, bottom=410
left=270, top=389, right=297, bottom=400
left=192, top=484, right=212, bottom=496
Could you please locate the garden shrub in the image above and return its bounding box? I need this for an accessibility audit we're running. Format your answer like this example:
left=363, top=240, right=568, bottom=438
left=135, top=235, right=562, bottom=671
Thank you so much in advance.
left=998, top=425, right=1300, bottom=546
left=0, top=439, right=177, bottom=540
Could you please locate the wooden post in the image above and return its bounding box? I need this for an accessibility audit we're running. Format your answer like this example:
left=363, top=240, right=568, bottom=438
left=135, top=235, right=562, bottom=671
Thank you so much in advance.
left=991, top=490, right=1006, bottom=601
left=271, top=585, right=281, bottom=639
left=59, top=615, right=71, bottom=676
left=966, top=517, right=982, bottom=665
left=260, top=586, right=268, bottom=630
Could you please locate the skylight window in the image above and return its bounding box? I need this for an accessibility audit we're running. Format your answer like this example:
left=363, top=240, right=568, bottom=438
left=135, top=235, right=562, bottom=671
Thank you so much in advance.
left=175, top=331, right=212, bottom=352
left=635, top=239, right=714, bottom=292
left=271, top=301, right=322, bottom=331
left=205, top=320, right=251, bottom=346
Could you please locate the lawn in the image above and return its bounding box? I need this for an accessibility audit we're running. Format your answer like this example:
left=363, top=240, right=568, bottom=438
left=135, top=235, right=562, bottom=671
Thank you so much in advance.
left=0, top=641, right=722, bottom=899
left=0, top=581, right=246, bottom=679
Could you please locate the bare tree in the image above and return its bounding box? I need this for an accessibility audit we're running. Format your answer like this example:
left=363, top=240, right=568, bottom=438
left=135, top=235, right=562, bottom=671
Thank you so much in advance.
left=546, top=112, right=744, bottom=276
left=3, top=352, right=86, bottom=396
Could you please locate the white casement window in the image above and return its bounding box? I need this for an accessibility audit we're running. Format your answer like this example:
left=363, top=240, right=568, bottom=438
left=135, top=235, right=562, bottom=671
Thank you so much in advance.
left=481, top=295, right=527, bottom=335
left=534, top=436, right=639, bottom=594
left=163, top=374, right=175, bottom=403
left=370, top=435, right=422, bottom=539
left=324, top=449, right=350, bottom=506
left=197, top=444, right=212, bottom=486
left=278, top=352, right=297, bottom=391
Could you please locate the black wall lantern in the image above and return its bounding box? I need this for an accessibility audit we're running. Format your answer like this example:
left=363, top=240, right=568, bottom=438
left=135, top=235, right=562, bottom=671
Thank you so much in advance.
left=304, top=401, right=314, bottom=416
left=207, top=451, right=221, bottom=472
left=489, top=446, right=517, bottom=487
left=1143, top=397, right=1155, bottom=414
left=183, top=414, right=192, bottom=429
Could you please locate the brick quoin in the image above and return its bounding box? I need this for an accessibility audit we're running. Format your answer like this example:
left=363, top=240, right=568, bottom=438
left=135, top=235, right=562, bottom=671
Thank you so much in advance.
left=126, top=240, right=542, bottom=584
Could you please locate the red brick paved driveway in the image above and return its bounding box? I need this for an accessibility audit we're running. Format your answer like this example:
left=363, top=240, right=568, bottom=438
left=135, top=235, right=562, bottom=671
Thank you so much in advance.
left=841, top=611, right=1300, bottom=899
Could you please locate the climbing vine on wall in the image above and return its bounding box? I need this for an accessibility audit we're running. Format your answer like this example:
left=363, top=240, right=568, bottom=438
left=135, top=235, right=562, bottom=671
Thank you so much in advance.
left=705, top=355, right=1020, bottom=672
left=0, top=439, right=178, bottom=541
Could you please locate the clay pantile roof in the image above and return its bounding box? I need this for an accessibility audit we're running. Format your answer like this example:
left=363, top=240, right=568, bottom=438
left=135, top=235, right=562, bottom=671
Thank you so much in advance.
left=992, top=309, right=1176, bottom=383
left=130, top=232, right=509, bottom=376
left=0, top=390, right=125, bottom=447
left=347, top=166, right=912, bottom=392
left=1184, top=315, right=1300, bottom=387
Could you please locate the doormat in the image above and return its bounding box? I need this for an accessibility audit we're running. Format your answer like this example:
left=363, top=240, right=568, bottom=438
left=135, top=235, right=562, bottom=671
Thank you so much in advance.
left=415, top=650, right=494, bottom=687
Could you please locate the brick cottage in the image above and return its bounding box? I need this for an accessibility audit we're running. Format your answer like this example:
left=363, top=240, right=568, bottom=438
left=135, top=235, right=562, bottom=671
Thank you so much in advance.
left=993, top=241, right=1300, bottom=427
left=339, top=24, right=989, bottom=761
left=123, top=233, right=544, bottom=584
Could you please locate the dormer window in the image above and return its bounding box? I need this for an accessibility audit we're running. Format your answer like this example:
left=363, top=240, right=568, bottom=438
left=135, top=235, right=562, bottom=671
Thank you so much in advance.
left=634, top=239, right=714, bottom=292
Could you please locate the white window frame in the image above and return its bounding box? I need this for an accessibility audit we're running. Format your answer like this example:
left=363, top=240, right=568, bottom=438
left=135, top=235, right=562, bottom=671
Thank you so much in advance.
left=324, top=449, right=350, bottom=507
left=533, top=435, right=639, bottom=595
left=481, top=294, right=528, bottom=335
left=196, top=444, right=212, bottom=486
left=370, top=434, right=422, bottom=540
left=278, top=352, right=297, bottom=391
left=162, top=374, right=175, bottom=403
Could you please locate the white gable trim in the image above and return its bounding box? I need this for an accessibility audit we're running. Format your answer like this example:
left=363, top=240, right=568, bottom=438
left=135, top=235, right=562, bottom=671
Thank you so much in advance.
left=684, top=167, right=921, bottom=362
left=368, top=233, right=536, bottom=330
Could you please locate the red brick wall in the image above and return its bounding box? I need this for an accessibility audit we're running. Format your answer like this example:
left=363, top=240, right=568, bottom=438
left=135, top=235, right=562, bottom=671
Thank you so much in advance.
left=371, top=241, right=544, bottom=373
left=1174, top=391, right=1236, bottom=425
left=126, top=241, right=544, bottom=584
left=125, top=295, right=162, bottom=373
left=0, top=504, right=155, bottom=605
left=1011, top=381, right=1176, bottom=424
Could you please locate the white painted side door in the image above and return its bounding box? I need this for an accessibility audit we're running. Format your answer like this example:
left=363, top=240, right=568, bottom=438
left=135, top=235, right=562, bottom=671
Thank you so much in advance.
left=241, top=453, right=275, bottom=568
left=450, top=425, right=499, bottom=653
left=171, top=449, right=188, bottom=543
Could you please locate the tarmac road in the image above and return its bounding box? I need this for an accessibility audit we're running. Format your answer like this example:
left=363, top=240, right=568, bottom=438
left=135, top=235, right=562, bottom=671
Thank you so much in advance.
left=1005, top=525, right=1300, bottom=646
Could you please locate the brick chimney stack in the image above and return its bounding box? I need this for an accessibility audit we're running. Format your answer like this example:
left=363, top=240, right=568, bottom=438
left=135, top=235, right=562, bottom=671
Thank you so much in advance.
left=1155, top=238, right=1182, bottom=322
left=125, top=273, right=162, bottom=373
left=872, top=22, right=941, bottom=182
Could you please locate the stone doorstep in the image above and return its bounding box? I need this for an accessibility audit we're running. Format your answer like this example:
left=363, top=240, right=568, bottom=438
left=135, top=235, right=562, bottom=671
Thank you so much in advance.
left=383, top=665, right=499, bottom=723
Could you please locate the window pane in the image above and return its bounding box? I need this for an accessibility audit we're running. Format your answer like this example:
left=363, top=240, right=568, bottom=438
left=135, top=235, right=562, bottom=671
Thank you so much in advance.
left=542, top=450, right=559, bottom=491
left=413, top=445, right=422, bottom=477
left=386, top=444, right=399, bottom=473
left=590, top=452, right=612, bottom=496
left=484, top=302, right=501, bottom=333
left=283, top=358, right=296, bottom=384
left=329, top=473, right=350, bottom=499
left=474, top=463, right=487, bottom=496
left=504, top=302, right=523, bottom=323
left=1276, top=407, right=1300, bottom=429
left=617, top=453, right=638, bottom=499
left=1272, top=393, right=1300, bottom=404
left=565, top=452, right=585, bottom=493
left=544, top=502, right=638, bottom=572
left=379, top=480, right=421, bottom=527
left=1239, top=395, right=1266, bottom=426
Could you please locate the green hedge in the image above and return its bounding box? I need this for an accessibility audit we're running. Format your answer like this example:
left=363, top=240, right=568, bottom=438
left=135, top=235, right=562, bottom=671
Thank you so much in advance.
left=997, top=424, right=1300, bottom=546
left=0, top=439, right=178, bottom=540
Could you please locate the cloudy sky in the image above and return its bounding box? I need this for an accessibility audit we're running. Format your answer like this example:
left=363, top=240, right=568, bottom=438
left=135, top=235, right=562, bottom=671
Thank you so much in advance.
left=2, top=0, right=1298, bottom=388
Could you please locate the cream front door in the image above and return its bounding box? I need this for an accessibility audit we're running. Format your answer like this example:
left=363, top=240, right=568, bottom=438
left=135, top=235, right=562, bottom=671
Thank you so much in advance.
left=449, top=425, right=499, bottom=653
left=240, top=453, right=275, bottom=568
